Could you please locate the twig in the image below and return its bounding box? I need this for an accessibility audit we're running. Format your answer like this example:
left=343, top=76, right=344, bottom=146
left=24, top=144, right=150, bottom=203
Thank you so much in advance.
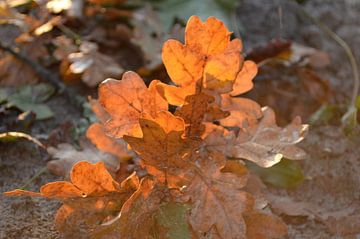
left=0, top=40, right=84, bottom=109
left=292, top=0, right=359, bottom=126
left=19, top=166, right=48, bottom=190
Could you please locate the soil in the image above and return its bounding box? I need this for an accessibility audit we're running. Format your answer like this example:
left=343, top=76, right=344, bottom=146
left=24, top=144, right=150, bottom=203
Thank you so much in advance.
left=1, top=0, right=360, bottom=238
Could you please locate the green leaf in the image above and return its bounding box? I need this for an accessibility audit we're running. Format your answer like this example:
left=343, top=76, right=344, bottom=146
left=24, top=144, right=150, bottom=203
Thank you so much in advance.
left=5, top=83, right=55, bottom=120
left=153, top=202, right=191, bottom=239
left=246, top=159, right=304, bottom=188
left=149, top=0, right=239, bottom=31
left=0, top=88, right=9, bottom=103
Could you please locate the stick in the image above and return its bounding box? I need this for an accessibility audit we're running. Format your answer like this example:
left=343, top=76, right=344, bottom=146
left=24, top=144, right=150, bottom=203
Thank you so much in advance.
left=0, top=40, right=84, bottom=109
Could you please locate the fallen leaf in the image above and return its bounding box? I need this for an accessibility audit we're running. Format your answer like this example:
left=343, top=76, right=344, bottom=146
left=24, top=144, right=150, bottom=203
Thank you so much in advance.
left=68, top=41, right=123, bottom=87
left=99, top=71, right=168, bottom=137
left=3, top=83, right=55, bottom=120
left=46, top=142, right=120, bottom=177
left=231, top=107, right=308, bottom=168
left=326, top=214, right=360, bottom=236
left=297, top=67, right=330, bottom=104
left=246, top=159, right=304, bottom=188
left=244, top=211, right=287, bottom=239
left=184, top=150, right=253, bottom=239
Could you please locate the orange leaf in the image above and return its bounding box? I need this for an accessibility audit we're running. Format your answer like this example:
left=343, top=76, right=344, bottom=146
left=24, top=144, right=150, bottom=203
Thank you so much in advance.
left=185, top=151, right=253, bottom=239
left=159, top=16, right=244, bottom=106
left=230, top=60, right=258, bottom=96
left=99, top=71, right=168, bottom=138
left=86, top=123, right=130, bottom=159
left=124, top=112, right=194, bottom=187
left=220, top=94, right=262, bottom=129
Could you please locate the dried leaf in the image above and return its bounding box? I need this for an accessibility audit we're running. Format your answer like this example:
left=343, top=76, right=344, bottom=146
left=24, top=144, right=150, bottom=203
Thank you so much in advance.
left=68, top=41, right=123, bottom=87
left=231, top=107, right=308, bottom=168
left=185, top=151, right=253, bottom=239
left=158, top=16, right=244, bottom=106
left=86, top=123, right=130, bottom=160
left=266, top=194, right=316, bottom=218
left=175, top=93, right=214, bottom=138
left=230, top=60, right=258, bottom=96
left=5, top=162, right=139, bottom=238
left=46, top=143, right=119, bottom=177
left=99, top=71, right=168, bottom=137
left=243, top=211, right=287, bottom=239
left=124, top=111, right=193, bottom=187
left=220, top=94, right=262, bottom=129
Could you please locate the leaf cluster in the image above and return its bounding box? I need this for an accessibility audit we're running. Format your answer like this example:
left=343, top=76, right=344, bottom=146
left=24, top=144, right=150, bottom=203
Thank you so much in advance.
left=5, top=16, right=308, bottom=238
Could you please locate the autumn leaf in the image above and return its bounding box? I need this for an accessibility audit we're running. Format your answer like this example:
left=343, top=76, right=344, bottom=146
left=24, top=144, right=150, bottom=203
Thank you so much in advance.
left=86, top=123, right=131, bottom=160
left=5, top=162, right=139, bottom=238
left=46, top=143, right=120, bottom=177
left=220, top=94, right=262, bottom=129
left=175, top=92, right=214, bottom=138
left=68, top=41, right=123, bottom=87
left=244, top=211, right=287, bottom=239
left=99, top=71, right=168, bottom=138
left=124, top=111, right=194, bottom=187
left=158, top=16, right=244, bottom=106
left=230, top=60, right=258, bottom=96
left=184, top=150, right=253, bottom=239
left=230, top=107, right=308, bottom=168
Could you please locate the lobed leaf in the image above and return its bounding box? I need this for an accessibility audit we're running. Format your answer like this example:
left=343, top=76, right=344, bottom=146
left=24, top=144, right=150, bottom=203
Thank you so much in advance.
left=99, top=71, right=168, bottom=138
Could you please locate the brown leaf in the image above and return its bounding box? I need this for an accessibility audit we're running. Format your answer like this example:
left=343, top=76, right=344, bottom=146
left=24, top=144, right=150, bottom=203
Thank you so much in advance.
left=244, top=211, right=287, bottom=239
left=326, top=214, right=360, bottom=236
left=99, top=71, right=168, bottom=138
left=46, top=143, right=119, bottom=177
left=86, top=123, right=130, bottom=160
left=175, top=93, right=214, bottom=138
left=52, top=35, right=77, bottom=60
left=68, top=41, right=123, bottom=87
left=5, top=162, right=139, bottom=238
left=0, top=37, right=48, bottom=86
left=124, top=111, right=194, bottom=187
left=220, top=94, right=262, bottom=129
left=185, top=151, right=253, bottom=239
left=297, top=67, right=330, bottom=104
left=230, top=107, right=308, bottom=168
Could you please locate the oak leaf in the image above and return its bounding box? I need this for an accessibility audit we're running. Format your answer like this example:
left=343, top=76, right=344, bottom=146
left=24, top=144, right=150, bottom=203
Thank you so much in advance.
left=243, top=211, right=287, bottom=239
left=184, top=150, right=253, bottom=239
left=220, top=94, right=262, bottom=129
left=158, top=16, right=244, bottom=106
left=231, top=107, right=308, bottom=168
left=68, top=41, right=123, bottom=87
left=175, top=93, right=214, bottom=138
left=99, top=71, right=168, bottom=138
left=5, top=162, right=139, bottom=238
left=46, top=143, right=119, bottom=177
left=124, top=111, right=194, bottom=187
